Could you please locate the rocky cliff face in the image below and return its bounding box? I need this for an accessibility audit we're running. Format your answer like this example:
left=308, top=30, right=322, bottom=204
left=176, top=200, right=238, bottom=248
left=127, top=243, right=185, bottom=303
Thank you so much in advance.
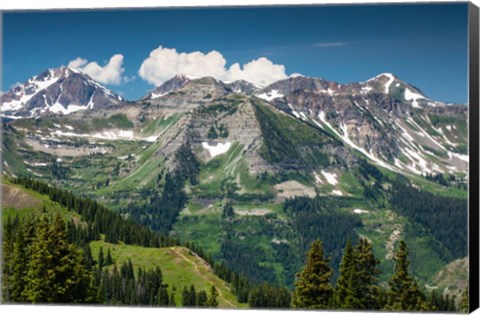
left=256, top=74, right=468, bottom=176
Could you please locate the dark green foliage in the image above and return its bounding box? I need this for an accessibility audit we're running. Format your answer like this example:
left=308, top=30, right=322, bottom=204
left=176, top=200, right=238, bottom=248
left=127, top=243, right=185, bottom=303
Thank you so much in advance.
left=351, top=238, right=381, bottom=309
left=51, top=157, right=69, bottom=179
left=248, top=283, right=291, bottom=308
left=284, top=196, right=362, bottom=278
left=217, top=123, right=229, bottom=138
left=92, top=113, right=134, bottom=129
left=11, top=177, right=175, bottom=248
left=220, top=238, right=277, bottom=286
left=197, top=290, right=208, bottom=306
left=207, top=286, right=219, bottom=307
left=334, top=238, right=382, bottom=310
left=95, top=262, right=171, bottom=306
left=122, top=172, right=188, bottom=234
left=253, top=100, right=332, bottom=168
left=385, top=240, right=429, bottom=311
left=105, top=249, right=113, bottom=266
left=333, top=240, right=360, bottom=309
left=2, top=214, right=92, bottom=303
left=391, top=180, right=467, bottom=259
left=197, top=101, right=238, bottom=117
left=175, top=144, right=200, bottom=185
left=292, top=240, right=334, bottom=309
left=207, top=125, right=218, bottom=139
left=221, top=202, right=235, bottom=219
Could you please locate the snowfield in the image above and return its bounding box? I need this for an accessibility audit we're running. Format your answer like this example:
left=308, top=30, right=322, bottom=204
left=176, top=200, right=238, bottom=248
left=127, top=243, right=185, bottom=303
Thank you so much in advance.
left=321, top=170, right=338, bottom=185
left=256, top=89, right=284, bottom=101
left=202, top=142, right=232, bottom=158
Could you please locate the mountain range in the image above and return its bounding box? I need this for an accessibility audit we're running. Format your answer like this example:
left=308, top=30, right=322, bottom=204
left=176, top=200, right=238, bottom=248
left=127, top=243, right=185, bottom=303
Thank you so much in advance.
left=1, top=66, right=469, bottom=298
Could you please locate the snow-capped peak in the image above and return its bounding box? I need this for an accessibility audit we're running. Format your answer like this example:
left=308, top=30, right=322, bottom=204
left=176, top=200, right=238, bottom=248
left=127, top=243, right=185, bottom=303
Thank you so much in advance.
left=1, top=66, right=124, bottom=118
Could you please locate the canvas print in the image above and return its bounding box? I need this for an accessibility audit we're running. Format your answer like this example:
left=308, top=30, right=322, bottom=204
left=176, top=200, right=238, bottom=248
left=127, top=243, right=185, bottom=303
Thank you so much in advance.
left=0, top=2, right=477, bottom=312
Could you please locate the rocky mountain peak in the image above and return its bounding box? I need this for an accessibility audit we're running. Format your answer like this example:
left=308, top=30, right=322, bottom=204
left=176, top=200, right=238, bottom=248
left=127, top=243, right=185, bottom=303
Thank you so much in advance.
left=1, top=66, right=124, bottom=119
left=142, top=74, right=191, bottom=100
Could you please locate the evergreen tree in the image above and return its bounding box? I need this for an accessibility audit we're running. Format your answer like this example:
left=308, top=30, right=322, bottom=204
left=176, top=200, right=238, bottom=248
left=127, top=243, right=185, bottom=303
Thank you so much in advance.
left=1, top=217, right=15, bottom=301
left=353, top=238, right=381, bottom=309
left=222, top=202, right=235, bottom=219
left=169, top=292, right=176, bottom=306
left=207, top=286, right=219, bottom=307
left=334, top=240, right=359, bottom=309
left=207, top=126, right=218, bottom=139
left=105, top=249, right=113, bottom=266
left=157, top=285, right=170, bottom=306
left=22, top=214, right=91, bottom=303
left=188, top=284, right=197, bottom=306
left=385, top=240, right=428, bottom=311
left=9, top=221, right=29, bottom=302
left=182, top=286, right=190, bottom=306
left=292, top=239, right=334, bottom=309
left=197, top=290, right=208, bottom=306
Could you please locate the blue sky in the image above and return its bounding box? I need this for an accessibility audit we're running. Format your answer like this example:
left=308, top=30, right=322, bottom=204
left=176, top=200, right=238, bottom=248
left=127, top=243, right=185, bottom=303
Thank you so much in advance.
left=2, top=3, right=469, bottom=103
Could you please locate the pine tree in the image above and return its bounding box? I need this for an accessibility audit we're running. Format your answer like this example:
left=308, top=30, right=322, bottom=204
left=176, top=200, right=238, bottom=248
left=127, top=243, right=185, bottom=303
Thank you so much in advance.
left=207, top=286, right=219, bottom=307
left=22, top=214, right=91, bottom=303
left=9, top=223, right=29, bottom=302
left=385, top=240, right=428, bottom=311
left=182, top=286, right=190, bottom=306
left=197, top=290, right=208, bottom=306
left=105, top=248, right=113, bottom=266
left=292, top=239, right=334, bottom=309
left=334, top=240, right=359, bottom=309
left=188, top=284, right=197, bottom=306
left=353, top=238, right=381, bottom=309
left=1, top=216, right=16, bottom=301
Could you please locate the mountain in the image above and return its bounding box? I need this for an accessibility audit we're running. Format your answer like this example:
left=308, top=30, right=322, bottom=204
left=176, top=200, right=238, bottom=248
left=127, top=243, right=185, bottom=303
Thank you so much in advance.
left=0, top=67, right=125, bottom=119
left=141, top=74, right=191, bottom=100
left=1, top=69, right=469, bottom=297
left=225, top=80, right=259, bottom=95
left=256, top=74, right=468, bottom=176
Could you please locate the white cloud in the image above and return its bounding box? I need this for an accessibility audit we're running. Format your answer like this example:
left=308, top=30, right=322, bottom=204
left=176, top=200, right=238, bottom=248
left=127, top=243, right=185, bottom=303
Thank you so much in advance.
left=68, top=54, right=125, bottom=85
left=138, top=46, right=288, bottom=87
left=312, top=41, right=348, bottom=48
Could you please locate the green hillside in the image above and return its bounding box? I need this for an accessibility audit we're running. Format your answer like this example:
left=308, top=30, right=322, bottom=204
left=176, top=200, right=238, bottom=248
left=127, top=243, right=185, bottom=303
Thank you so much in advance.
left=1, top=178, right=244, bottom=308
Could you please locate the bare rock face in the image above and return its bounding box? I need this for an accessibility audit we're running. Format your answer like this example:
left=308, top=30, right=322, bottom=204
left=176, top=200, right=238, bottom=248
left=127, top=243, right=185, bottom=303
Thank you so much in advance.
left=225, top=80, right=259, bottom=95
left=257, top=74, right=468, bottom=175
left=141, top=75, right=191, bottom=100
left=1, top=67, right=124, bottom=118
left=143, top=77, right=231, bottom=114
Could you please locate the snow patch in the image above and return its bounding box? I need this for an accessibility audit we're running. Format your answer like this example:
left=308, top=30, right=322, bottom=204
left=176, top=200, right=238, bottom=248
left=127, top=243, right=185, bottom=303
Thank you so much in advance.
left=331, top=190, right=343, bottom=196
left=321, top=170, right=338, bottom=185
left=256, top=89, right=284, bottom=101
left=404, top=88, right=426, bottom=108
left=353, top=208, right=370, bottom=214
left=287, top=103, right=300, bottom=119
left=150, top=92, right=168, bottom=99
left=202, top=142, right=232, bottom=158
left=313, top=171, right=323, bottom=184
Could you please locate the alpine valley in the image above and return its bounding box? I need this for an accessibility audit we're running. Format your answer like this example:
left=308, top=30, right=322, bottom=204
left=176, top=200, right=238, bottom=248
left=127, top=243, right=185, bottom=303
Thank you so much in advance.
left=1, top=67, right=469, bottom=307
